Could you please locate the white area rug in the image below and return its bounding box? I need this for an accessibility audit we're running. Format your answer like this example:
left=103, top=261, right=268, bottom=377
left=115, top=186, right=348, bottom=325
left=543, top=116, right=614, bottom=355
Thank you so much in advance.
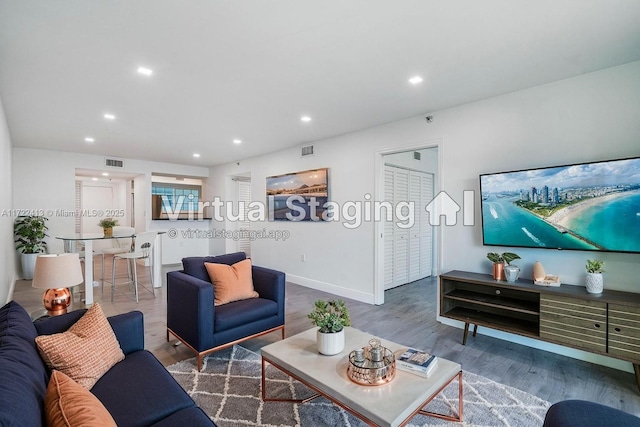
left=167, top=345, right=550, bottom=427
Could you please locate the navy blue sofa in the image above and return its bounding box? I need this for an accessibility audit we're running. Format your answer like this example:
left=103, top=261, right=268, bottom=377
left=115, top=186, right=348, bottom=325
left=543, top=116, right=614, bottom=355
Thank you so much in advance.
left=167, top=252, right=286, bottom=371
left=0, top=300, right=215, bottom=427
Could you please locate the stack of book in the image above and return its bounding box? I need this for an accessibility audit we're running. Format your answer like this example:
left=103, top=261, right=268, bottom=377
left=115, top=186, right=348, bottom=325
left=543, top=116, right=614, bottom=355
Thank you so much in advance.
left=396, top=348, right=438, bottom=377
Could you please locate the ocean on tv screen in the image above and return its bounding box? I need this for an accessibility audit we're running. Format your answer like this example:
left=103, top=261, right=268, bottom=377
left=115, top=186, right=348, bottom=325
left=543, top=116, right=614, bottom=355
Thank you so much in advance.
left=480, top=158, right=640, bottom=253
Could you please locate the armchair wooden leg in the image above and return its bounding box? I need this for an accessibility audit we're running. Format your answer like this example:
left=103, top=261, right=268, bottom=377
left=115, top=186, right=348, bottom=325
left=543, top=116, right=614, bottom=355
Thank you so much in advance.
left=198, top=355, right=203, bottom=372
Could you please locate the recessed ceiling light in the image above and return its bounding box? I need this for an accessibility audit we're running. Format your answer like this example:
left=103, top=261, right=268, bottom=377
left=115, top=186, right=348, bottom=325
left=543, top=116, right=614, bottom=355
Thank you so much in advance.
left=104, top=113, right=116, bottom=120
left=193, top=153, right=201, bottom=158
left=84, top=137, right=95, bottom=143
left=408, top=76, right=423, bottom=85
left=300, top=116, right=312, bottom=123
left=233, top=139, right=242, bottom=144
left=137, top=66, right=153, bottom=76
left=102, top=172, right=109, bottom=176
left=92, top=177, right=98, bottom=181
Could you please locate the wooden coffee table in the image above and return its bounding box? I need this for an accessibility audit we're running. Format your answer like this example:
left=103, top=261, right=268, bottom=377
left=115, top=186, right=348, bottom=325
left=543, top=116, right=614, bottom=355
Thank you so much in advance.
left=261, top=327, right=462, bottom=427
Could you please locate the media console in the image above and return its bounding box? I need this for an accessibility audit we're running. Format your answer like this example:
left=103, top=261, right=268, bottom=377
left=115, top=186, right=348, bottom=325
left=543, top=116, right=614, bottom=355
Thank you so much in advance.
left=439, top=270, right=640, bottom=391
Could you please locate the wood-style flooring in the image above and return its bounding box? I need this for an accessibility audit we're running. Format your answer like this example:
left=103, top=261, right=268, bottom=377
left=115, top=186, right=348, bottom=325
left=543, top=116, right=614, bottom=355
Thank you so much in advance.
left=12, top=256, right=640, bottom=417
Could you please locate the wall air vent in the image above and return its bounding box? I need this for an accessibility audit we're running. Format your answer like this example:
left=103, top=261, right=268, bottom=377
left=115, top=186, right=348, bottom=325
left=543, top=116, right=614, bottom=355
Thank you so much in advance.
left=301, top=145, right=314, bottom=157
left=105, top=158, right=124, bottom=168
left=413, top=151, right=421, bottom=161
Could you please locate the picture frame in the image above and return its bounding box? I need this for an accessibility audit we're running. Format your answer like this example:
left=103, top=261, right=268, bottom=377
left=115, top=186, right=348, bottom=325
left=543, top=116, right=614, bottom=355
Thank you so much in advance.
left=266, top=168, right=329, bottom=221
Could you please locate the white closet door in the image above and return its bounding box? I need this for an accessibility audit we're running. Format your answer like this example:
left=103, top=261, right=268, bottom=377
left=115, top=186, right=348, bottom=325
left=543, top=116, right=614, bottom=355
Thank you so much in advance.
left=384, top=165, right=434, bottom=289
left=416, top=172, right=434, bottom=278
left=393, top=168, right=410, bottom=287
left=383, top=168, right=395, bottom=289
left=237, top=180, right=252, bottom=258
left=408, top=172, right=423, bottom=282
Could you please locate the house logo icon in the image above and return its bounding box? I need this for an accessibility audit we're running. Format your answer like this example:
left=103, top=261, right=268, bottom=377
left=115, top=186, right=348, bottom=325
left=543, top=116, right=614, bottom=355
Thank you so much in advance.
left=425, top=191, right=475, bottom=226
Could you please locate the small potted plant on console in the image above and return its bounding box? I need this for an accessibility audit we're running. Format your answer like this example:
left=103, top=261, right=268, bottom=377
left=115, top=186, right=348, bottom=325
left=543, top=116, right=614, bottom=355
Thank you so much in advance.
left=308, top=299, right=351, bottom=355
left=487, top=252, right=521, bottom=281
left=585, top=259, right=605, bottom=294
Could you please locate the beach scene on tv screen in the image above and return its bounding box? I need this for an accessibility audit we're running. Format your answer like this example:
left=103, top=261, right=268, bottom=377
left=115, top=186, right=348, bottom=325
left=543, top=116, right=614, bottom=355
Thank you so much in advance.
left=481, top=158, right=640, bottom=252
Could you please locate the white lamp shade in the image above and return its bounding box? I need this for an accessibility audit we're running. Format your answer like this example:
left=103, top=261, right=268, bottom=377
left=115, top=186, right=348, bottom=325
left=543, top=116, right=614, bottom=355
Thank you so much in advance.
left=32, top=253, right=84, bottom=289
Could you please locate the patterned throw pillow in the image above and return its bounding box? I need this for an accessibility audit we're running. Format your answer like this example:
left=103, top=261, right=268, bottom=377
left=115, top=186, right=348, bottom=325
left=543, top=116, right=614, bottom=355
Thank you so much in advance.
left=45, top=370, right=117, bottom=427
left=36, top=303, right=124, bottom=389
left=205, top=258, right=258, bottom=305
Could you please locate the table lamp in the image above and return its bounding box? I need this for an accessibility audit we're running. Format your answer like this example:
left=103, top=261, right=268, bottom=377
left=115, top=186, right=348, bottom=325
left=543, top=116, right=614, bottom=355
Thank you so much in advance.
left=31, top=253, right=84, bottom=316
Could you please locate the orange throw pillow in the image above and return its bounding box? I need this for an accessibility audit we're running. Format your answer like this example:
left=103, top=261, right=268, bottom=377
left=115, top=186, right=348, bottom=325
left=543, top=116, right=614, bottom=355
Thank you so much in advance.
left=205, top=258, right=258, bottom=305
left=45, top=370, right=117, bottom=427
left=36, top=303, right=125, bottom=390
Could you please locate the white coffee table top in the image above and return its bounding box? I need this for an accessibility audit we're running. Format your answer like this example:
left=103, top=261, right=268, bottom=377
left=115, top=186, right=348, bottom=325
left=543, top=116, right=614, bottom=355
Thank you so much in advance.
left=261, top=327, right=462, bottom=427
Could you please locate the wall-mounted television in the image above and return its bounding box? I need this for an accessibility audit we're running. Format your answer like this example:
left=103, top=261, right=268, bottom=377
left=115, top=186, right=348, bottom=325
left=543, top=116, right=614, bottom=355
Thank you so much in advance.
left=480, top=156, right=640, bottom=254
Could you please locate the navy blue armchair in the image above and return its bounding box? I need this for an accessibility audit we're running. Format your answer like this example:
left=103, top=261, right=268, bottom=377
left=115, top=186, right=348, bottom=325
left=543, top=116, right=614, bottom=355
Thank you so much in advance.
left=167, top=252, right=286, bottom=371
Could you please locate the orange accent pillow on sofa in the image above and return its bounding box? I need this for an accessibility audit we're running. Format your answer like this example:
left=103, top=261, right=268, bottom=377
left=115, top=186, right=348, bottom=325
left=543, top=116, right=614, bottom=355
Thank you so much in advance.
left=205, top=259, right=258, bottom=305
left=45, top=370, right=117, bottom=427
left=35, top=303, right=124, bottom=390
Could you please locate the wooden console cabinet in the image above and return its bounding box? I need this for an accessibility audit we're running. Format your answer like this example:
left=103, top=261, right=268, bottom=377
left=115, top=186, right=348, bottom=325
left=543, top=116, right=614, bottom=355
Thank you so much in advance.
left=440, top=270, right=640, bottom=391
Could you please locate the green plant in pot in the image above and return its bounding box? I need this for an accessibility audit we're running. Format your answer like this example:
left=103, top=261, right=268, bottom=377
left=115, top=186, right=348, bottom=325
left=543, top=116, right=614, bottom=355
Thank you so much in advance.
left=585, top=259, right=605, bottom=294
left=98, top=218, right=119, bottom=237
left=308, top=299, right=351, bottom=355
left=14, top=215, right=49, bottom=280
left=487, top=252, right=520, bottom=281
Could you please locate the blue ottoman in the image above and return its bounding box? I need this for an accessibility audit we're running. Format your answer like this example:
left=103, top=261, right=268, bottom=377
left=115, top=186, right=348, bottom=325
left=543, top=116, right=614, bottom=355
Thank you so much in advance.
left=543, top=400, right=640, bottom=427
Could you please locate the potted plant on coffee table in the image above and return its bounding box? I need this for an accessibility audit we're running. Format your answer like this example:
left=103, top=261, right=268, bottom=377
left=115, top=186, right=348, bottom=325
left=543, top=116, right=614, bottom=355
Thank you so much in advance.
left=14, top=215, right=49, bottom=280
left=487, top=251, right=521, bottom=281
left=585, top=259, right=605, bottom=294
left=308, top=299, right=351, bottom=355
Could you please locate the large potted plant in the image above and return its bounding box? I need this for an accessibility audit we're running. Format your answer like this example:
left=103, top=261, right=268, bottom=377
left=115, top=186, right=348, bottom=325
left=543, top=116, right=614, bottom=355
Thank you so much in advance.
left=486, top=252, right=521, bottom=281
left=14, top=215, right=49, bottom=279
left=585, top=259, right=605, bottom=294
left=308, top=299, right=351, bottom=355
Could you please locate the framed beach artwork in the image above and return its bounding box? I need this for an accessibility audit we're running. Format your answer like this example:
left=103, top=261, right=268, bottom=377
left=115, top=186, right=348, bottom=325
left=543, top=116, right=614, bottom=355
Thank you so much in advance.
left=479, top=156, right=640, bottom=254
left=266, top=168, right=329, bottom=221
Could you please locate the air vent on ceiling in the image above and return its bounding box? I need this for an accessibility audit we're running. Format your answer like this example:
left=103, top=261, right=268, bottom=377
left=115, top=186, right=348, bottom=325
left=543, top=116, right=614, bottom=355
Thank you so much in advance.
left=301, top=145, right=314, bottom=157
left=413, top=151, right=421, bottom=161
left=105, top=158, right=124, bottom=168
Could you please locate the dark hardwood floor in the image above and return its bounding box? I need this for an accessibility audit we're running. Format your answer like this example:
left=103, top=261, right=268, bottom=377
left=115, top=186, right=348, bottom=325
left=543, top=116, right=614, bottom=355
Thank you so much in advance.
left=12, top=257, right=640, bottom=416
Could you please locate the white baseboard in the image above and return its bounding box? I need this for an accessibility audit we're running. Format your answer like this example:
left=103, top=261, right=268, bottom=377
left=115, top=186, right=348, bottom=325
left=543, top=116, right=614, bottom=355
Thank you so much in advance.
left=287, top=274, right=375, bottom=304
left=437, top=315, right=634, bottom=373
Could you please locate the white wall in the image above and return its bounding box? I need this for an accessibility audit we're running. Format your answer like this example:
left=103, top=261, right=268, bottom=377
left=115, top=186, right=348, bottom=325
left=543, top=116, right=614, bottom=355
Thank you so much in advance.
left=208, top=61, right=640, bottom=370
left=210, top=61, right=640, bottom=298
left=12, top=148, right=211, bottom=269
left=0, top=96, right=15, bottom=304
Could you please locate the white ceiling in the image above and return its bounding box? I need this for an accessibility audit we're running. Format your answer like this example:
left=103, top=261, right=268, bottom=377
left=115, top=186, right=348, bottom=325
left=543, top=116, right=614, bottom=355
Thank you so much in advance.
left=1, top=1, right=640, bottom=167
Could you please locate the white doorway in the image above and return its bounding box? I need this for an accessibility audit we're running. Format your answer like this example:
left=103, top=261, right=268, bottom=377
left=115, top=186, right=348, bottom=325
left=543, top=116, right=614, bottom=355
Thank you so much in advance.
left=374, top=143, right=441, bottom=304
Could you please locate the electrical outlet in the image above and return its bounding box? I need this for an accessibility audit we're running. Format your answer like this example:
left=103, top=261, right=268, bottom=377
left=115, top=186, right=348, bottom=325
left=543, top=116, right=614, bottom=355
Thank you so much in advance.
left=301, top=254, right=306, bottom=262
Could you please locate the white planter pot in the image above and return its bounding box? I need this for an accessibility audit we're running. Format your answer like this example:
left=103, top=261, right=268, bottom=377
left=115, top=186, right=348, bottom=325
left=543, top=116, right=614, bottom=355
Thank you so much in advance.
left=317, top=329, right=345, bottom=355
left=585, top=272, right=604, bottom=294
left=21, top=253, right=40, bottom=280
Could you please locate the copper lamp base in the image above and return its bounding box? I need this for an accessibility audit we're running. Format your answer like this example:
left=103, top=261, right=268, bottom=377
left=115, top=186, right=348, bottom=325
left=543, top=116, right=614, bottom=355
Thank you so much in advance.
left=42, top=288, right=72, bottom=316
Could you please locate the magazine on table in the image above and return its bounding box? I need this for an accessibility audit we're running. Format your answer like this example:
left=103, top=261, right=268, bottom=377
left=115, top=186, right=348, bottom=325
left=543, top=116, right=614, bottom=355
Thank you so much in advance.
left=396, top=348, right=438, bottom=377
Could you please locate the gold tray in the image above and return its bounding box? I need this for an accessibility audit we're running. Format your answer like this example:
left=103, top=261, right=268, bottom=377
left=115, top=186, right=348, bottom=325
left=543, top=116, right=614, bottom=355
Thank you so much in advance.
left=346, top=345, right=396, bottom=386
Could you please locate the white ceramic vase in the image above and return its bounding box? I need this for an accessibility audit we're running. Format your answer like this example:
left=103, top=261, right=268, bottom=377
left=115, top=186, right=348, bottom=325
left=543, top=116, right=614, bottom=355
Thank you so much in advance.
left=317, top=329, right=345, bottom=355
left=585, top=272, right=604, bottom=294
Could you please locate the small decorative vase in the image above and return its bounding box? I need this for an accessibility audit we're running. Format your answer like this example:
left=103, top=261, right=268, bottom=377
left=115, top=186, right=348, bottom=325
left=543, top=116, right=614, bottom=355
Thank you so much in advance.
left=492, top=262, right=505, bottom=281
left=103, top=227, right=113, bottom=237
left=585, top=273, right=603, bottom=294
left=504, top=265, right=521, bottom=283
left=317, top=329, right=345, bottom=355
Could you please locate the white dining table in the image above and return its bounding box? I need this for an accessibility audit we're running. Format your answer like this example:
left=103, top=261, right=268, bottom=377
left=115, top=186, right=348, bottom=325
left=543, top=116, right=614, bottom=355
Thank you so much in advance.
left=56, top=232, right=164, bottom=305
